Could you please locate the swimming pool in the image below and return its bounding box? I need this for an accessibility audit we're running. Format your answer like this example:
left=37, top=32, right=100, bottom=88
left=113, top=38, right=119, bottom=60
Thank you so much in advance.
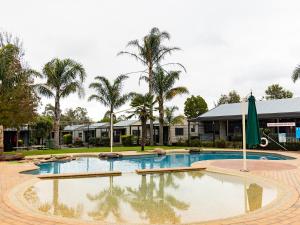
left=29, top=151, right=292, bottom=174
left=23, top=171, right=277, bottom=224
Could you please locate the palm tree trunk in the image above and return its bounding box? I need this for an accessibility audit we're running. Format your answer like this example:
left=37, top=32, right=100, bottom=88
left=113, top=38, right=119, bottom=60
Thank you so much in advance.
left=158, top=99, right=164, bottom=145
left=168, top=125, right=171, bottom=146
left=53, top=95, right=61, bottom=149
left=16, top=128, right=20, bottom=147
left=148, top=64, right=154, bottom=146
left=0, top=125, right=3, bottom=154
left=141, top=119, right=147, bottom=151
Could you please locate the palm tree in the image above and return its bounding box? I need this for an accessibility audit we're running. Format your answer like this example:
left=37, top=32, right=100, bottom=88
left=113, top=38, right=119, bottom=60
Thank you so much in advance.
left=88, top=75, right=132, bottom=146
left=142, top=67, right=188, bottom=145
left=292, top=65, right=300, bottom=83
left=128, top=93, right=156, bottom=151
left=37, top=58, right=86, bottom=148
left=165, top=106, right=185, bottom=145
left=118, top=27, right=182, bottom=145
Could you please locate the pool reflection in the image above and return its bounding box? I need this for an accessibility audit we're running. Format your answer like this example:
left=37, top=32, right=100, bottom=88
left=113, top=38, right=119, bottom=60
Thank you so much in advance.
left=23, top=171, right=276, bottom=224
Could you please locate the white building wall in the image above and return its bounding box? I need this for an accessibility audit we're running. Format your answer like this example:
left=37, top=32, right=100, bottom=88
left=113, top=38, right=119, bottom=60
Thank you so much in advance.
left=169, top=120, right=199, bottom=144
left=95, top=129, right=101, bottom=138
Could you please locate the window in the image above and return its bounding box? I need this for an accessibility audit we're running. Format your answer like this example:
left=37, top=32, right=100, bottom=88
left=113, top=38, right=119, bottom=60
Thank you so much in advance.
left=132, top=130, right=140, bottom=136
left=175, top=128, right=184, bottom=136
left=78, top=132, right=82, bottom=138
left=191, top=125, right=195, bottom=132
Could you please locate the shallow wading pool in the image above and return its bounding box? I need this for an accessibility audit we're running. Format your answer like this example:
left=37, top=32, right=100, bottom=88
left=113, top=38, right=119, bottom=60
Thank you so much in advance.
left=27, top=151, right=293, bottom=175
left=23, top=171, right=277, bottom=224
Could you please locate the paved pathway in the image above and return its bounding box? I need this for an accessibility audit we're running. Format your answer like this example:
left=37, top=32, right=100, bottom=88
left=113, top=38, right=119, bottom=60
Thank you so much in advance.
left=1, top=150, right=300, bottom=225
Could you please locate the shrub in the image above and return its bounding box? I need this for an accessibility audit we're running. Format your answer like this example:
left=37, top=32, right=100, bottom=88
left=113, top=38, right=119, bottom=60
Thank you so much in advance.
left=200, top=141, right=214, bottom=148
left=63, top=134, right=72, bottom=145
left=225, top=141, right=242, bottom=149
left=121, top=135, right=135, bottom=146
left=215, top=139, right=226, bottom=148
left=74, top=138, right=83, bottom=147
left=88, top=137, right=101, bottom=146
left=100, top=137, right=110, bottom=147
left=18, top=139, right=23, bottom=146
left=172, top=138, right=186, bottom=146
left=190, top=139, right=201, bottom=147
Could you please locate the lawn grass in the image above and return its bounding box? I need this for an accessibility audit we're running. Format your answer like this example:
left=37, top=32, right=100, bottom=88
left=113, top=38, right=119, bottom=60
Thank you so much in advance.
left=3, top=145, right=188, bottom=156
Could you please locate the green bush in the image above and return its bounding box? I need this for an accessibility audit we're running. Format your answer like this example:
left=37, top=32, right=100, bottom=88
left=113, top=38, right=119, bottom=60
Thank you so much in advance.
left=225, top=141, right=242, bottom=149
left=172, top=138, right=187, bottom=146
left=88, top=137, right=101, bottom=146
left=18, top=139, right=24, bottom=146
left=121, top=135, right=134, bottom=146
left=100, top=137, right=110, bottom=147
left=74, top=138, right=83, bottom=147
left=190, top=139, right=201, bottom=147
left=63, top=134, right=72, bottom=145
left=200, top=141, right=214, bottom=147
left=215, top=139, right=226, bottom=148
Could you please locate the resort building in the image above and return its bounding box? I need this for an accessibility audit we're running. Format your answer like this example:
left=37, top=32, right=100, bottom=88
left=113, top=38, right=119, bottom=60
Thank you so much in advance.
left=63, top=119, right=199, bottom=146
left=190, top=97, right=300, bottom=143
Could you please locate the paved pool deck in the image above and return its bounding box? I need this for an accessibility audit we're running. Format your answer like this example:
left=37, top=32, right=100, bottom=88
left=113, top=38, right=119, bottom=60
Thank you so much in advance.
left=1, top=149, right=300, bottom=225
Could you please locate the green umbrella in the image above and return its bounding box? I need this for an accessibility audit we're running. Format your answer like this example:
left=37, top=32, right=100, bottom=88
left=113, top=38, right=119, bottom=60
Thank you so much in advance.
left=246, top=94, right=261, bottom=148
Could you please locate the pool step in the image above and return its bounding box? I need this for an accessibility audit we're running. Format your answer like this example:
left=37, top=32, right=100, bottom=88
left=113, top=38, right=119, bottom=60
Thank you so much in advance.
left=37, top=171, right=122, bottom=179
left=136, top=167, right=206, bottom=174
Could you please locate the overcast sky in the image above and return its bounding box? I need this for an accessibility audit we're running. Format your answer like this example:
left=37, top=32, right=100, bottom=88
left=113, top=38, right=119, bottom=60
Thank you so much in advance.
left=1, top=0, right=300, bottom=121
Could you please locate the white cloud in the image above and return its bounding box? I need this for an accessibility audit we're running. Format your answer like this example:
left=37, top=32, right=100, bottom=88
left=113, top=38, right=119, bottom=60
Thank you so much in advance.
left=1, top=0, right=300, bottom=120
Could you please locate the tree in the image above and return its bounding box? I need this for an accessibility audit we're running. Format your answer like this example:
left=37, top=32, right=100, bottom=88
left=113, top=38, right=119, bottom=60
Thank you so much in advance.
left=217, top=90, right=241, bottom=105
left=88, top=75, right=132, bottom=145
left=119, top=27, right=183, bottom=145
left=42, top=104, right=55, bottom=118
left=0, top=35, right=39, bottom=151
left=100, top=110, right=117, bottom=123
left=141, top=67, right=188, bottom=145
left=184, top=95, right=208, bottom=119
left=292, top=64, right=300, bottom=83
left=128, top=93, right=156, bottom=151
left=61, top=107, right=90, bottom=125
left=265, top=84, right=293, bottom=100
left=32, top=115, right=53, bottom=145
left=37, top=58, right=86, bottom=149
left=165, top=106, right=185, bottom=145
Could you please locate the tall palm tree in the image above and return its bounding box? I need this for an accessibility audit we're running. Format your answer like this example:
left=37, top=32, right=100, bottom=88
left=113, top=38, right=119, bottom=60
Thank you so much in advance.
left=38, top=58, right=86, bottom=148
left=118, top=27, right=182, bottom=145
left=165, top=106, right=185, bottom=145
left=88, top=75, right=132, bottom=146
left=292, top=65, right=300, bottom=83
left=142, top=67, right=188, bottom=145
left=128, top=93, right=156, bottom=151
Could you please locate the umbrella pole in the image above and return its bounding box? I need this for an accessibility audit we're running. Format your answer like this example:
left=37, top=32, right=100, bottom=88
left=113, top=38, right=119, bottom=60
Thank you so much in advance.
left=242, top=98, right=248, bottom=172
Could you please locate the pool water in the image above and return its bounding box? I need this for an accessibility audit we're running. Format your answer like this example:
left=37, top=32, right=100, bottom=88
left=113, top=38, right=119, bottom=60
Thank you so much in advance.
left=23, top=171, right=277, bottom=224
left=31, top=151, right=291, bottom=174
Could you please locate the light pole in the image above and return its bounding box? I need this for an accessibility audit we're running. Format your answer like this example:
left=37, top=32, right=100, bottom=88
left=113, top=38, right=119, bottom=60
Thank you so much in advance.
left=241, top=97, right=247, bottom=171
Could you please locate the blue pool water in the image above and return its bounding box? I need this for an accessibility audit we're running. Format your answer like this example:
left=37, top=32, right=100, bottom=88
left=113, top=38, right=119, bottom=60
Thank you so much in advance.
left=28, top=151, right=293, bottom=175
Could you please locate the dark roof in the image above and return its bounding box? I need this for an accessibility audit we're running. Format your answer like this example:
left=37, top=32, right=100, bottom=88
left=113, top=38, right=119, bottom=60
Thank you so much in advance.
left=196, top=97, right=300, bottom=121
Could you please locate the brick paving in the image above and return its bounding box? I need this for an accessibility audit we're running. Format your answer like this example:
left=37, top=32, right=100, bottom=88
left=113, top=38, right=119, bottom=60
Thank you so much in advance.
left=1, top=150, right=300, bottom=225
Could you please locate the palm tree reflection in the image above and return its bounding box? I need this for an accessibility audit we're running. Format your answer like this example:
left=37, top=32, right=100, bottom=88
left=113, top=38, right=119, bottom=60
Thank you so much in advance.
left=87, top=176, right=127, bottom=223
left=23, top=180, right=83, bottom=219
left=126, top=173, right=189, bottom=224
